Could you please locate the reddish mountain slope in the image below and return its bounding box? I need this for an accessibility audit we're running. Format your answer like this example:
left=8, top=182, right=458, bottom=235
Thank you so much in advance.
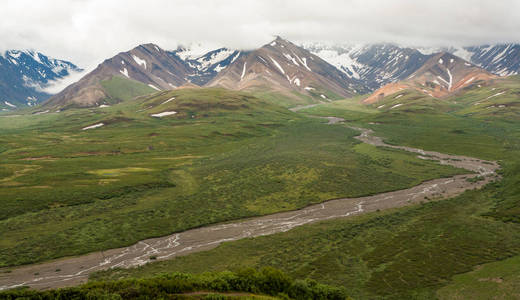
left=364, top=52, right=495, bottom=103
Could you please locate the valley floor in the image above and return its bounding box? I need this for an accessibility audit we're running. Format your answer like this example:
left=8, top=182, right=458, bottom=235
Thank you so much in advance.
left=0, top=120, right=498, bottom=291
left=2, top=81, right=520, bottom=298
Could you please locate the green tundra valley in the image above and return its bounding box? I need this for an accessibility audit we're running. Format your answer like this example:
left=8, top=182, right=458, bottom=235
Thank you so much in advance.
left=1, top=2, right=520, bottom=299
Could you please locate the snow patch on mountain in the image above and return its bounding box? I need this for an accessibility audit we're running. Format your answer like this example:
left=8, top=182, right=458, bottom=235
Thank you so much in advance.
left=82, top=123, right=104, bottom=130
left=151, top=111, right=177, bottom=117
left=269, top=56, right=285, bottom=74
left=132, top=55, right=147, bottom=69
left=148, top=84, right=161, bottom=91
left=4, top=101, right=16, bottom=108
left=446, top=68, right=453, bottom=91
left=464, top=77, right=475, bottom=85
left=120, top=68, right=129, bottom=78
left=214, top=64, right=226, bottom=72
left=300, top=57, right=312, bottom=72
left=241, top=62, right=247, bottom=80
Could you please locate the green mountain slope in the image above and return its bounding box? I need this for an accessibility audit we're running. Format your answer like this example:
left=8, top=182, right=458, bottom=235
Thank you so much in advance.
left=100, top=76, right=157, bottom=104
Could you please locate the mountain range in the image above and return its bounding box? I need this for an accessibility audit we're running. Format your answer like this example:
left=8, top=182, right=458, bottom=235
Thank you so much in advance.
left=303, top=43, right=519, bottom=91
left=363, top=52, right=495, bottom=103
left=43, top=37, right=368, bottom=109
left=2, top=38, right=519, bottom=110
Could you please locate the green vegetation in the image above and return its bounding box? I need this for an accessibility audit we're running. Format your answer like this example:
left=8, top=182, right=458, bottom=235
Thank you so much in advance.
left=92, top=76, right=520, bottom=299
left=92, top=183, right=520, bottom=299
left=250, top=89, right=316, bottom=108
left=100, top=75, right=157, bottom=104
left=304, top=85, right=343, bottom=101
left=0, top=268, right=349, bottom=299
left=3, top=75, right=520, bottom=298
left=0, top=88, right=461, bottom=267
left=436, top=254, right=520, bottom=299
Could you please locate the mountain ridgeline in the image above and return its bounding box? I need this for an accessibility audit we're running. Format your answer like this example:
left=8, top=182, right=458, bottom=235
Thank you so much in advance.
left=303, top=43, right=520, bottom=91
left=43, top=37, right=369, bottom=110
left=364, top=52, right=496, bottom=103
left=2, top=38, right=519, bottom=111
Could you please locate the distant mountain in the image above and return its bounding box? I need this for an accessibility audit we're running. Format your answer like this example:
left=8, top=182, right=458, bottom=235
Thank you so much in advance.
left=171, top=45, right=243, bottom=85
left=304, top=43, right=519, bottom=91
left=303, top=43, right=428, bottom=91
left=453, top=44, right=519, bottom=77
left=208, top=37, right=367, bottom=101
left=364, top=52, right=495, bottom=103
left=0, top=50, right=81, bottom=109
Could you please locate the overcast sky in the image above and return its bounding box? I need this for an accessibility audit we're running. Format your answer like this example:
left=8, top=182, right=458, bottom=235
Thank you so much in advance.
left=2, top=0, right=519, bottom=70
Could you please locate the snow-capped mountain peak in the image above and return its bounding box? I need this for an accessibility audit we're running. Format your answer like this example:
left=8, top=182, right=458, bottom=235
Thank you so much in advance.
left=173, top=42, right=223, bottom=61
left=170, top=44, right=243, bottom=85
left=303, top=43, right=428, bottom=90
left=0, top=49, right=82, bottom=109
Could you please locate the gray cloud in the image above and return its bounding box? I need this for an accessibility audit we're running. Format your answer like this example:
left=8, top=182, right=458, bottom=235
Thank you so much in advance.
left=1, top=0, right=519, bottom=70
